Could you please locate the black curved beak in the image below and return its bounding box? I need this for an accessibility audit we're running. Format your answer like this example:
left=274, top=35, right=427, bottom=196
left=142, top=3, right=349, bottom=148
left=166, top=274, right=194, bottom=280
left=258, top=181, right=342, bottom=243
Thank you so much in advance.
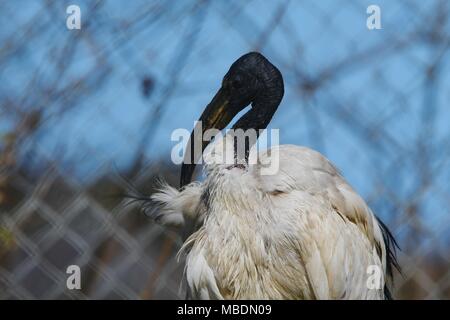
left=180, top=87, right=242, bottom=187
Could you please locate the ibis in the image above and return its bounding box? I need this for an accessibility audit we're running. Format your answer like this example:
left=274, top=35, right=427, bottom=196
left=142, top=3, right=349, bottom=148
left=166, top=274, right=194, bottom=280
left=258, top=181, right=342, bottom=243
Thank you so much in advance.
left=145, top=52, right=399, bottom=300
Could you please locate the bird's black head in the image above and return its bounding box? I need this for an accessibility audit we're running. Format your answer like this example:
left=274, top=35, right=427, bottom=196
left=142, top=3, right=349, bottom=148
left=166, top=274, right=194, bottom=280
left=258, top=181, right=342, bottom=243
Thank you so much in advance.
left=221, top=52, right=284, bottom=118
left=180, top=52, right=284, bottom=187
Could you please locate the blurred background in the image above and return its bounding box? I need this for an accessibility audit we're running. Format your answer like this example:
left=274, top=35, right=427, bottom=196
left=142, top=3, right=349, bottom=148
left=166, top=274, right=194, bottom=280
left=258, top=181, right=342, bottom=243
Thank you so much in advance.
left=0, top=0, right=449, bottom=299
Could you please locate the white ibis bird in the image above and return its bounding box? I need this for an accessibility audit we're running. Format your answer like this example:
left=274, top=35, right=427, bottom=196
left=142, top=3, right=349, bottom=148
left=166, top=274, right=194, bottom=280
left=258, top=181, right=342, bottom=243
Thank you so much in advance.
left=145, top=52, right=399, bottom=299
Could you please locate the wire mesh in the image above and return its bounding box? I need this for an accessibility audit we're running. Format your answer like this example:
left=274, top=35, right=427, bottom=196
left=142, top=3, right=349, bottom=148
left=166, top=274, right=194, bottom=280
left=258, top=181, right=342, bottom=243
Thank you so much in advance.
left=0, top=0, right=449, bottom=299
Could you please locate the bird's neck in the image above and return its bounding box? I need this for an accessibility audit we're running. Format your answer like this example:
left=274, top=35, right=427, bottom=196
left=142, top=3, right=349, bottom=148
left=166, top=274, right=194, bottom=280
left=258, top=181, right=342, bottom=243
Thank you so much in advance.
left=231, top=96, right=281, bottom=163
left=205, top=168, right=265, bottom=217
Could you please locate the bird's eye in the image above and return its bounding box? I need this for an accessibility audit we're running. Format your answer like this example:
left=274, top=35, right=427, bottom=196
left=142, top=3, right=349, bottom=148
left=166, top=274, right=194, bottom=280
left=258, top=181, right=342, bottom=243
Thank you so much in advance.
left=232, top=75, right=244, bottom=89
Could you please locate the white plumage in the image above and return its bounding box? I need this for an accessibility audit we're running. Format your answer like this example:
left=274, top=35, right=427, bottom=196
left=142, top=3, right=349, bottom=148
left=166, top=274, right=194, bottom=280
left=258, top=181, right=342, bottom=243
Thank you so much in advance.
left=150, top=134, right=394, bottom=299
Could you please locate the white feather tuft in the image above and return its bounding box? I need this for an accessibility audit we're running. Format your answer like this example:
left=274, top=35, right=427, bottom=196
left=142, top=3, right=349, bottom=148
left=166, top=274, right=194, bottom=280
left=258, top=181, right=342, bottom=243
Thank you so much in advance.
left=149, top=181, right=204, bottom=227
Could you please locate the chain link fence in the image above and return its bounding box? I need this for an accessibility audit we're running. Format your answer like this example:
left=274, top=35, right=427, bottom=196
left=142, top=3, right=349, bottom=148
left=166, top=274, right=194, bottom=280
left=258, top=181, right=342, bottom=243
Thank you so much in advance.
left=1, top=0, right=449, bottom=299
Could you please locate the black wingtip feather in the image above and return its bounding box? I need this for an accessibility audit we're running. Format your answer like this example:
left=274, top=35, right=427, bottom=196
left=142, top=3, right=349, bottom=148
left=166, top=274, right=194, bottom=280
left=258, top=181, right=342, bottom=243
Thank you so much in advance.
left=376, top=216, right=401, bottom=300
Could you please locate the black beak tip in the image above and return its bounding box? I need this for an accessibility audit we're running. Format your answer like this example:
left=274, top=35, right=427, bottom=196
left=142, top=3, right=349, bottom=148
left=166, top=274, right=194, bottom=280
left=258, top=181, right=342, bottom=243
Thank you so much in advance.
left=180, top=163, right=195, bottom=188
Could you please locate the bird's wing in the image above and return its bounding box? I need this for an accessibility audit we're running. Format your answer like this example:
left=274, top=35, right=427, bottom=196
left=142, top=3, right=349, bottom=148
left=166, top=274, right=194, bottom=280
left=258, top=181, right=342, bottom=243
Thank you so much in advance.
left=251, top=144, right=393, bottom=299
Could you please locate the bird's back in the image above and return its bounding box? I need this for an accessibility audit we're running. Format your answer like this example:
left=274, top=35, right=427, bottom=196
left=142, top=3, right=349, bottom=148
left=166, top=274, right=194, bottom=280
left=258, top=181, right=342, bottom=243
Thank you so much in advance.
left=151, top=143, right=397, bottom=299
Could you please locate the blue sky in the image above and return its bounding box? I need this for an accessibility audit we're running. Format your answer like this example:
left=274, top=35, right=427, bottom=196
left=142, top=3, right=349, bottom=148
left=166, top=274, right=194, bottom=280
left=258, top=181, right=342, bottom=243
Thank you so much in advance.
left=2, top=1, right=450, bottom=237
